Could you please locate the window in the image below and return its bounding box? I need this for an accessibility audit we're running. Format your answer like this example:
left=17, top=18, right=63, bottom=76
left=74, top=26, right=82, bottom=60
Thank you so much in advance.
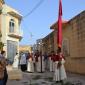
left=62, top=38, right=70, bottom=57
left=9, top=19, right=15, bottom=32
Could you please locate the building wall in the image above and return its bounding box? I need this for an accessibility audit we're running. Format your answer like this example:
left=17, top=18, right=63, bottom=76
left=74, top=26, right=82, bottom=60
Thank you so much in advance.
left=54, top=29, right=58, bottom=52
left=0, top=0, right=4, bottom=42
left=42, top=31, right=54, bottom=55
left=1, top=4, right=22, bottom=62
left=43, top=11, right=85, bottom=74
left=32, top=44, right=37, bottom=53
left=63, top=11, right=85, bottom=74
left=53, top=11, right=85, bottom=74
left=2, top=4, right=21, bottom=35
left=19, top=45, right=32, bottom=53
left=36, top=39, right=42, bottom=52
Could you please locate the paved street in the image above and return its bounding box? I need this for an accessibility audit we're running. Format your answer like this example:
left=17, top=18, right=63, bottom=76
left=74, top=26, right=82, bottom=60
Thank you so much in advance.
left=7, top=71, right=85, bottom=85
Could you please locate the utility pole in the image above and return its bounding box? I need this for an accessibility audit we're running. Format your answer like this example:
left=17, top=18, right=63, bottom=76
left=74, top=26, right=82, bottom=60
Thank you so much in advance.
left=38, top=39, right=43, bottom=73
left=40, top=51, right=42, bottom=73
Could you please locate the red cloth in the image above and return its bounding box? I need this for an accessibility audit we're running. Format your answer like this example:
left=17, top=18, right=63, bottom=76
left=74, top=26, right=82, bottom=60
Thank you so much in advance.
left=48, top=54, right=55, bottom=61
left=53, top=53, right=65, bottom=62
left=52, top=55, right=60, bottom=62
left=57, top=0, right=62, bottom=48
left=35, top=54, right=39, bottom=62
left=48, top=55, right=51, bottom=58
left=51, top=54, right=56, bottom=61
left=28, top=55, right=33, bottom=61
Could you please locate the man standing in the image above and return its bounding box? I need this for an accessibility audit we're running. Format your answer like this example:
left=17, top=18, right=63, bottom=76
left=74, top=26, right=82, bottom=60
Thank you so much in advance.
left=27, top=53, right=34, bottom=72
left=35, top=51, right=45, bottom=72
left=43, top=52, right=48, bottom=71
left=53, top=48, right=67, bottom=84
left=48, top=53, right=53, bottom=72
left=20, top=53, right=27, bottom=72
left=34, top=50, right=39, bottom=72
left=48, top=51, right=55, bottom=72
left=0, top=51, right=8, bottom=85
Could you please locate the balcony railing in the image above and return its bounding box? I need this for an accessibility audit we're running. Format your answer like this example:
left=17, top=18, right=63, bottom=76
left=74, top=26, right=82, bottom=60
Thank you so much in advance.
left=8, top=28, right=23, bottom=40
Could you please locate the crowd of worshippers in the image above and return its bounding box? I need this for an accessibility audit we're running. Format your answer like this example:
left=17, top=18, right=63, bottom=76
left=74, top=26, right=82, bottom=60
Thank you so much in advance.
left=0, top=48, right=66, bottom=85
left=17, top=50, right=58, bottom=73
left=18, top=50, right=48, bottom=72
left=17, top=49, right=67, bottom=83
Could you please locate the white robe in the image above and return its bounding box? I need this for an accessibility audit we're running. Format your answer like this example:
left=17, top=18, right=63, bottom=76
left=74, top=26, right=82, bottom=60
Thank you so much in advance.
left=42, top=56, right=45, bottom=72
left=53, top=59, right=67, bottom=81
left=53, top=61, right=55, bottom=72
left=20, top=54, right=27, bottom=65
left=49, top=57, right=53, bottom=72
left=36, top=56, right=45, bottom=72
left=12, top=55, right=19, bottom=69
left=27, top=58, right=34, bottom=72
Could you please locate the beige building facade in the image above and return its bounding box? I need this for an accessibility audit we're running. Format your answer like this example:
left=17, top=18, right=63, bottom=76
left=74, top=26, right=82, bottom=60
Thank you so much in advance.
left=42, top=31, right=54, bottom=55
left=0, top=0, right=4, bottom=41
left=19, top=45, right=32, bottom=53
left=63, top=11, right=85, bottom=74
left=1, top=4, right=23, bottom=62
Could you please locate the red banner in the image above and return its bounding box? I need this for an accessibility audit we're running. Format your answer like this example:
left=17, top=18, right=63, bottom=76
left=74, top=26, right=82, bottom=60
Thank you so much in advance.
left=57, top=0, right=62, bottom=48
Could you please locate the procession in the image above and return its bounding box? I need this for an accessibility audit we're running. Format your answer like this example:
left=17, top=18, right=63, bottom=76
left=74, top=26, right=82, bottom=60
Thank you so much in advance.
left=13, top=48, right=67, bottom=84
left=0, top=0, right=85, bottom=85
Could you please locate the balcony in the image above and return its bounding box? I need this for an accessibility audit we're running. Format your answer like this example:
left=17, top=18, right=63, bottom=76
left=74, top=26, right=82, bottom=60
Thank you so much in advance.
left=8, top=29, right=23, bottom=40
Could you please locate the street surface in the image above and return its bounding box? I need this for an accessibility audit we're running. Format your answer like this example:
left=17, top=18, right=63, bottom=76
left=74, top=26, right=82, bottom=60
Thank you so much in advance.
left=7, top=71, right=85, bottom=85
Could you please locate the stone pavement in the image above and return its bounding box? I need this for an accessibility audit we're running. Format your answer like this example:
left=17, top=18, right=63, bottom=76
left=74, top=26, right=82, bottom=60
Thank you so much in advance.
left=7, top=71, right=85, bottom=85
left=6, top=66, right=22, bottom=80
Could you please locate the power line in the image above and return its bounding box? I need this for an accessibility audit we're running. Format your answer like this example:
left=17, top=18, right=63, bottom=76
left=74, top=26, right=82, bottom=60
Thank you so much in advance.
left=23, top=0, right=45, bottom=18
left=22, top=0, right=45, bottom=38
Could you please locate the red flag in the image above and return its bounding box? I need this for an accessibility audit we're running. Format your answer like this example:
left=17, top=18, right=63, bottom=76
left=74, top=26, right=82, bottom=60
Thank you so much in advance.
left=57, top=0, right=62, bottom=48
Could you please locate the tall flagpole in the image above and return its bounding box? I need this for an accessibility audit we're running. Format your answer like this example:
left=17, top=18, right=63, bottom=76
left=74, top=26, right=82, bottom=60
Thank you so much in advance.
left=57, top=0, right=62, bottom=50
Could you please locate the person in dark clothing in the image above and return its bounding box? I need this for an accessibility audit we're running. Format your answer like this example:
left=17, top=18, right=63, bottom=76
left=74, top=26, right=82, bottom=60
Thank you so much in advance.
left=3, top=68, right=8, bottom=85
left=20, top=53, right=27, bottom=72
left=1, top=51, right=8, bottom=85
left=0, top=58, right=4, bottom=85
left=43, top=52, right=48, bottom=71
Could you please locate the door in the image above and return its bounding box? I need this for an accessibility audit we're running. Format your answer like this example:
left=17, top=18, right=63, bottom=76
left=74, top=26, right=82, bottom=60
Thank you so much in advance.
left=7, top=40, right=18, bottom=64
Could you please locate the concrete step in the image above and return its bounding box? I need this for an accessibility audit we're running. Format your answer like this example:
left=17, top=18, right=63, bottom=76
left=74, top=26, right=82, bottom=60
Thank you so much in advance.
left=6, top=66, right=22, bottom=80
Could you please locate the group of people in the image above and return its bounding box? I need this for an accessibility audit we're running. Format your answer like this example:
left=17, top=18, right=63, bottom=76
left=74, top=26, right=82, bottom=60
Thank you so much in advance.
left=18, top=50, right=45, bottom=73
left=49, top=48, right=67, bottom=84
left=18, top=49, right=67, bottom=84
left=0, top=47, right=67, bottom=85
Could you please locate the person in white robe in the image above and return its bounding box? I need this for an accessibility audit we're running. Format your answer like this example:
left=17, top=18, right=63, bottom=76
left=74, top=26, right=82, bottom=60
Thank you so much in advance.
left=51, top=51, right=56, bottom=72
left=35, top=51, right=45, bottom=72
left=27, top=53, right=34, bottom=72
left=36, top=56, right=40, bottom=72
left=48, top=54, right=53, bottom=72
left=43, top=53, right=48, bottom=71
left=48, top=51, right=55, bottom=72
left=53, top=48, right=67, bottom=84
left=39, top=55, right=45, bottom=72
left=12, top=53, right=19, bottom=69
